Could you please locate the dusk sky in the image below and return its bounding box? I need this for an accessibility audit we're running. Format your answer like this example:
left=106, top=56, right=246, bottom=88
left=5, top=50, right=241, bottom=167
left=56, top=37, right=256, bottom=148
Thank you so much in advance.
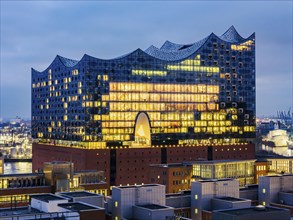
left=0, top=1, right=292, bottom=119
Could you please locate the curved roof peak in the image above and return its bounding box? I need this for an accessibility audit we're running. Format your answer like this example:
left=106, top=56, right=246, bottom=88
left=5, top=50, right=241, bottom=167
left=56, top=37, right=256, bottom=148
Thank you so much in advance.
left=57, top=55, right=79, bottom=67
left=160, top=40, right=186, bottom=51
left=220, top=26, right=245, bottom=43
left=144, top=35, right=210, bottom=61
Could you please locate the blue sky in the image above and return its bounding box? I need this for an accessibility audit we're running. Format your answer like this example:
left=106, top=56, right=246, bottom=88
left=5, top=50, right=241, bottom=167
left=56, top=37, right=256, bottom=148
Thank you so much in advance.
left=0, top=1, right=292, bottom=119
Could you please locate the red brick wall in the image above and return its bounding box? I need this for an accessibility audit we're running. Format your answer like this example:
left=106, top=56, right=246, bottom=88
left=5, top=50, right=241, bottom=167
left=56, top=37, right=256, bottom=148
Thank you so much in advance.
left=210, top=143, right=255, bottom=160
left=32, top=143, right=87, bottom=171
left=115, top=148, right=161, bottom=185
left=33, top=143, right=255, bottom=188
left=32, top=143, right=110, bottom=188
left=166, top=146, right=208, bottom=163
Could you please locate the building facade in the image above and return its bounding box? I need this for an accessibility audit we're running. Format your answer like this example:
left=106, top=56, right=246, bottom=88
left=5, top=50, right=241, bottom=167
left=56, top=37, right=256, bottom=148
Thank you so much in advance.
left=258, top=175, right=293, bottom=206
left=192, top=159, right=255, bottom=186
left=32, top=26, right=256, bottom=186
left=0, top=162, right=107, bottom=208
left=191, top=179, right=240, bottom=220
left=149, top=163, right=193, bottom=193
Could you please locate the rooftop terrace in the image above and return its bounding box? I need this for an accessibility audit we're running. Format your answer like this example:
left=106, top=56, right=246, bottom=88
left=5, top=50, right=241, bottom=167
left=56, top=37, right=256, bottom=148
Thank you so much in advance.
left=30, top=194, right=67, bottom=202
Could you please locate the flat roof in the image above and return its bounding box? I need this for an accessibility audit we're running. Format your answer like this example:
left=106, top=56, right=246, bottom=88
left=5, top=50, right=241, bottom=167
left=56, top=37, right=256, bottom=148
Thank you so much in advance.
left=240, top=185, right=258, bottom=191
left=137, top=204, right=169, bottom=210
left=197, top=178, right=234, bottom=183
left=60, top=191, right=101, bottom=198
left=262, top=174, right=293, bottom=178
left=280, top=191, right=293, bottom=194
left=192, top=159, right=255, bottom=164
left=0, top=207, right=41, bottom=217
left=30, top=194, right=67, bottom=202
left=214, top=197, right=247, bottom=202
left=44, top=161, right=72, bottom=165
left=116, top=184, right=161, bottom=189
left=166, top=190, right=191, bottom=198
left=58, top=202, right=102, bottom=211
left=150, top=163, right=191, bottom=168
left=0, top=173, right=43, bottom=178
left=215, top=206, right=286, bottom=216
left=75, top=170, right=102, bottom=173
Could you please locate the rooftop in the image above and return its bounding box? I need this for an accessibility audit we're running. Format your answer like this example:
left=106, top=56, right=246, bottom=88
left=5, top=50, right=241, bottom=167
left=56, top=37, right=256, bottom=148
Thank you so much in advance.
left=166, top=190, right=191, bottom=198
left=0, top=173, right=43, bottom=178
left=150, top=163, right=191, bottom=168
left=197, top=178, right=235, bottom=183
left=192, top=159, right=255, bottom=165
left=215, top=197, right=247, bottom=202
left=116, top=184, right=161, bottom=189
left=0, top=207, right=41, bottom=218
left=33, top=26, right=254, bottom=72
left=60, top=191, right=101, bottom=198
left=30, top=194, right=67, bottom=202
left=280, top=191, right=293, bottom=195
left=58, top=202, right=102, bottom=211
left=240, top=184, right=258, bottom=191
left=137, top=204, right=170, bottom=210
left=44, top=161, right=72, bottom=165
left=215, top=206, right=286, bottom=216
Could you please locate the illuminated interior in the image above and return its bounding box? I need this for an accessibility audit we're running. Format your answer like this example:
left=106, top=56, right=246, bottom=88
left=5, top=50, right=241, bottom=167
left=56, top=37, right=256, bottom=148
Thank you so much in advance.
left=32, top=27, right=256, bottom=148
left=134, top=112, right=151, bottom=146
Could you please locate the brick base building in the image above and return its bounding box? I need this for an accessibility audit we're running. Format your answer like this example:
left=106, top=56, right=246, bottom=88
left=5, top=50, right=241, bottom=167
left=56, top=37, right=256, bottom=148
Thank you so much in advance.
left=33, top=143, right=255, bottom=187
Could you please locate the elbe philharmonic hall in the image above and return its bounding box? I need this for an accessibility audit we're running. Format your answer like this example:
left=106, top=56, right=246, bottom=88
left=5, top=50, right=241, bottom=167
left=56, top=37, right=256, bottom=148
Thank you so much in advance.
left=32, top=26, right=256, bottom=187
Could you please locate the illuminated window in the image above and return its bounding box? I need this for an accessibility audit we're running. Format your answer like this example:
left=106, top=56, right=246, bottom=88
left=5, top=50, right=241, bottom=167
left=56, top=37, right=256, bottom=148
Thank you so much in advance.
left=195, top=194, right=198, bottom=200
left=115, top=201, right=118, bottom=207
left=103, top=75, right=109, bottom=81
left=262, top=188, right=266, bottom=194
left=195, top=208, right=198, bottom=214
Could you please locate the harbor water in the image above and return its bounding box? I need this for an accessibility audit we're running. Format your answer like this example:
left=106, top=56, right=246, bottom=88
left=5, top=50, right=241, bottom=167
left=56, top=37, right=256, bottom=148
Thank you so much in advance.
left=4, top=162, right=32, bottom=174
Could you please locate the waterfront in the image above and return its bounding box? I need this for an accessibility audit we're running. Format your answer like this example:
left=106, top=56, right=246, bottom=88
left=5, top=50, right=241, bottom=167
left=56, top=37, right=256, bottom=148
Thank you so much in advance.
left=4, top=162, right=32, bottom=174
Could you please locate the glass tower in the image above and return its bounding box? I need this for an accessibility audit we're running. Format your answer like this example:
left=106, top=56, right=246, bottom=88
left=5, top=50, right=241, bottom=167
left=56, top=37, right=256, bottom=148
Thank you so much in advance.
left=32, top=26, right=255, bottom=149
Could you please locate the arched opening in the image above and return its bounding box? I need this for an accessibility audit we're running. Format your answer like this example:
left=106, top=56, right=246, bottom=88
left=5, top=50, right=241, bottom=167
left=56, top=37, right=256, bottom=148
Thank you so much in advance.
left=133, top=112, right=151, bottom=147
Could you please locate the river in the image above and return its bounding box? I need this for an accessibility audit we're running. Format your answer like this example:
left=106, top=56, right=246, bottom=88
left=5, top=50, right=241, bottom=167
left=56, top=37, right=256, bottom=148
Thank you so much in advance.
left=4, top=162, right=32, bottom=174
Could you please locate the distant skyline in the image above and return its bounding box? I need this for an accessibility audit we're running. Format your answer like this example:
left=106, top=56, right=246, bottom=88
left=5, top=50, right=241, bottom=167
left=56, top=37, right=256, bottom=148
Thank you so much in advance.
left=0, top=1, right=292, bottom=119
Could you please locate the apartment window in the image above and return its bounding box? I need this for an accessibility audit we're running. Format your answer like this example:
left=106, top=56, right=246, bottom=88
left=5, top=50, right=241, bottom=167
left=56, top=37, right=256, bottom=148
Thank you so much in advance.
left=195, top=194, right=198, bottom=200
left=262, top=188, right=266, bottom=194
left=115, top=201, right=118, bottom=207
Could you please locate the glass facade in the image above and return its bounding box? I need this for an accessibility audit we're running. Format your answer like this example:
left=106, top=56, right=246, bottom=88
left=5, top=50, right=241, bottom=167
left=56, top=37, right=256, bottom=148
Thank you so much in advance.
left=192, top=160, right=255, bottom=186
left=32, top=26, right=255, bottom=148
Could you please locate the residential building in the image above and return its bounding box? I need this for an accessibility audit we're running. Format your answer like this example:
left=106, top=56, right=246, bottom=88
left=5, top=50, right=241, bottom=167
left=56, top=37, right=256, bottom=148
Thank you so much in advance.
left=166, top=190, right=191, bottom=218
left=212, top=205, right=290, bottom=220
left=258, top=174, right=293, bottom=206
left=108, top=184, right=173, bottom=220
left=0, top=162, right=107, bottom=208
left=149, top=163, right=193, bottom=193
left=0, top=193, right=106, bottom=220
left=32, top=26, right=256, bottom=187
left=191, top=179, right=240, bottom=220
left=192, top=160, right=255, bottom=186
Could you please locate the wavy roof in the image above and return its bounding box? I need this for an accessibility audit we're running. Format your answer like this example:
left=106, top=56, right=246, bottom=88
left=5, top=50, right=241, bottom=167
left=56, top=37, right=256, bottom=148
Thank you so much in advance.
left=219, top=26, right=245, bottom=43
left=144, top=26, right=253, bottom=61
left=33, top=26, right=254, bottom=72
left=145, top=35, right=210, bottom=61
left=57, top=55, right=79, bottom=67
